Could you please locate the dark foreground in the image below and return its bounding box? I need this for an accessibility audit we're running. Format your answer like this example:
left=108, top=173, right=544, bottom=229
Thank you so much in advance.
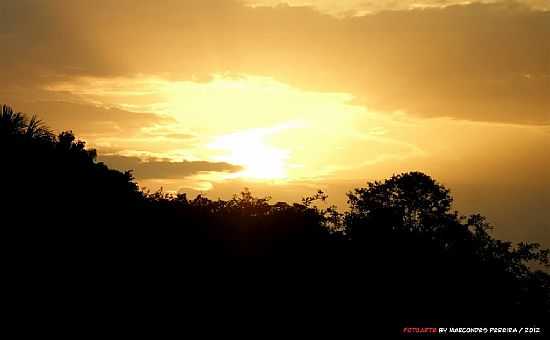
left=2, top=105, right=549, bottom=336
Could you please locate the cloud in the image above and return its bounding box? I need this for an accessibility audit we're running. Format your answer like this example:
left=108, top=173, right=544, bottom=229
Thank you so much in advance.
left=0, top=100, right=171, bottom=137
left=98, top=154, right=243, bottom=179
left=247, top=0, right=550, bottom=15
left=1, top=0, right=549, bottom=124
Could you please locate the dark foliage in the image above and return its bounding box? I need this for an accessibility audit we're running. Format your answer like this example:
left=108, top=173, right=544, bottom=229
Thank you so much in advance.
left=1, top=105, right=548, bottom=335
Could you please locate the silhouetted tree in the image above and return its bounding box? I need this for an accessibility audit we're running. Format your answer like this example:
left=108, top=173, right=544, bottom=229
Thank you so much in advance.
left=1, top=105, right=548, bottom=334
left=345, top=172, right=549, bottom=325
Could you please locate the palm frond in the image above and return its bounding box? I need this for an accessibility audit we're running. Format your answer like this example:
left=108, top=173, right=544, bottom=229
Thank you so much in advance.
left=1, top=105, right=28, bottom=134
left=25, top=114, right=54, bottom=140
left=1, top=105, right=54, bottom=140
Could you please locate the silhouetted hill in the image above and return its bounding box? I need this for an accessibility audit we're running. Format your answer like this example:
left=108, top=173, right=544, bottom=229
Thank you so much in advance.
left=1, top=105, right=548, bottom=336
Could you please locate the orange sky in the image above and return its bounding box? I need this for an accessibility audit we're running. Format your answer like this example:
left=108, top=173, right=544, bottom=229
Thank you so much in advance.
left=1, top=0, right=549, bottom=246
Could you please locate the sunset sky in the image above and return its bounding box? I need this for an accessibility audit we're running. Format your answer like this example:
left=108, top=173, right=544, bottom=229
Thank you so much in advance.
left=1, top=0, right=549, bottom=246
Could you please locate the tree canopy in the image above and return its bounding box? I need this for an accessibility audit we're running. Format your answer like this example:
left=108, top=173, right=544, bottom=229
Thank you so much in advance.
left=1, top=105, right=548, bottom=332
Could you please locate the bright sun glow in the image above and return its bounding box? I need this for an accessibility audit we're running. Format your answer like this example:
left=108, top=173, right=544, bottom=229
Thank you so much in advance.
left=45, top=74, right=415, bottom=184
left=209, top=126, right=292, bottom=180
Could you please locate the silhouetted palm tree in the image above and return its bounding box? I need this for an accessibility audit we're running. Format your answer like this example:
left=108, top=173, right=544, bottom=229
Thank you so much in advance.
left=24, top=115, right=53, bottom=141
left=1, top=105, right=26, bottom=135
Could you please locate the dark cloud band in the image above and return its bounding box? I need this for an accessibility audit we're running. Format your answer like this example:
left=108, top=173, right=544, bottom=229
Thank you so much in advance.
left=99, top=154, right=243, bottom=179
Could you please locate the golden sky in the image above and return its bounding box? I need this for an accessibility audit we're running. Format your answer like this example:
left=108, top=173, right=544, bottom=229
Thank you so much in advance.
left=1, top=0, right=549, bottom=245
